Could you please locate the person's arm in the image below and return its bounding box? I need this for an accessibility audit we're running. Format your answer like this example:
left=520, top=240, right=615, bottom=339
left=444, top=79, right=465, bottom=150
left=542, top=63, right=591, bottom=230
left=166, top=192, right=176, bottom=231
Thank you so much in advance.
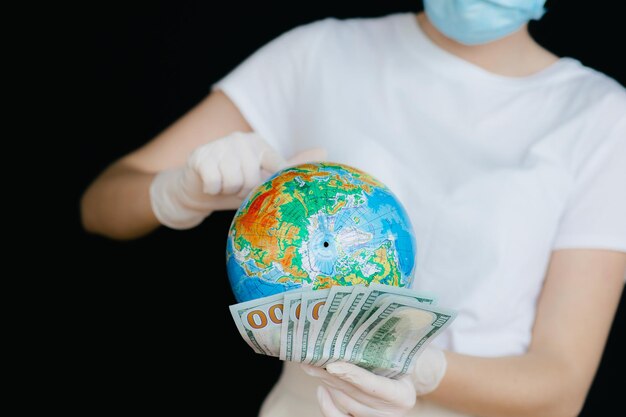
left=305, top=249, right=625, bottom=417
left=427, top=249, right=625, bottom=417
left=80, top=91, right=252, bottom=239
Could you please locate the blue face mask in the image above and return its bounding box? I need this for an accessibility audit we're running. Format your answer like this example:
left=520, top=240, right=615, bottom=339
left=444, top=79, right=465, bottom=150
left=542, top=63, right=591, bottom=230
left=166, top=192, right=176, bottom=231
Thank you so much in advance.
left=423, top=0, right=547, bottom=45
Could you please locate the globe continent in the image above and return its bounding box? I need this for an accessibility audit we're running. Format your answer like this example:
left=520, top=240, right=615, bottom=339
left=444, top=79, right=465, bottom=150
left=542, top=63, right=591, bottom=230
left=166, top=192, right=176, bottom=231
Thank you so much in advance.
left=226, top=162, right=416, bottom=302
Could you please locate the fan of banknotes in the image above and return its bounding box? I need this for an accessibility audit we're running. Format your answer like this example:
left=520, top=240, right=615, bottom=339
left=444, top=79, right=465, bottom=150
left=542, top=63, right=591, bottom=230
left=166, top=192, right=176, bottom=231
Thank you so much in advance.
left=230, top=283, right=456, bottom=378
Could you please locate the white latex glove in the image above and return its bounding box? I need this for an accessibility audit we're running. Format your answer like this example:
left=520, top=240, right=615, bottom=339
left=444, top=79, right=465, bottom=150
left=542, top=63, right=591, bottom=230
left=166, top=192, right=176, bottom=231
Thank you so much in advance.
left=301, top=347, right=447, bottom=417
left=150, top=131, right=327, bottom=229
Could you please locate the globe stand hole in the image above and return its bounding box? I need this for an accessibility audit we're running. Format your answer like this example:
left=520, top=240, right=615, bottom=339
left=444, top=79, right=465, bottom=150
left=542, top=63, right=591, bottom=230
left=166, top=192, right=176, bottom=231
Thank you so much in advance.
left=323, top=241, right=329, bottom=248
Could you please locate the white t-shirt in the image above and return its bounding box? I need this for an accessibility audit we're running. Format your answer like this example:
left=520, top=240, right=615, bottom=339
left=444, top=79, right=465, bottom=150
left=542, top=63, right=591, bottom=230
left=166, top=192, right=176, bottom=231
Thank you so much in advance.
left=214, top=12, right=626, bottom=416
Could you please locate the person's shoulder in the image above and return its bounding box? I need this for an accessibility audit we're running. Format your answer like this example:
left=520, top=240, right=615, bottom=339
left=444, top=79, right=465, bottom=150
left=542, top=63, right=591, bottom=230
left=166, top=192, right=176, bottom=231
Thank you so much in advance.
left=555, top=59, right=626, bottom=108
left=324, top=12, right=411, bottom=32
left=554, top=60, right=625, bottom=158
left=286, top=13, right=411, bottom=45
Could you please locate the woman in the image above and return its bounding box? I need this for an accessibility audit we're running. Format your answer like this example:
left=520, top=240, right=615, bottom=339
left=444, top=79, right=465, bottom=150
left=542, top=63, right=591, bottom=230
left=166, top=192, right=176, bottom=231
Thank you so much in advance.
left=81, top=1, right=626, bottom=416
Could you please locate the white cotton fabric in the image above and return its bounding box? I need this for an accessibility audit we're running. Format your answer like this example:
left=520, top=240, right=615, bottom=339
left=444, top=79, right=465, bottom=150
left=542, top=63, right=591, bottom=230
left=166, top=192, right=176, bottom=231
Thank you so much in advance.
left=213, top=13, right=626, bottom=416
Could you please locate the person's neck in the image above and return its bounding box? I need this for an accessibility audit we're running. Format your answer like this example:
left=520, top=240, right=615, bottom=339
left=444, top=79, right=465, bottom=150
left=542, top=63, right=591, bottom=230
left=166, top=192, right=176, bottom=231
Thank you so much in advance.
left=416, top=12, right=558, bottom=77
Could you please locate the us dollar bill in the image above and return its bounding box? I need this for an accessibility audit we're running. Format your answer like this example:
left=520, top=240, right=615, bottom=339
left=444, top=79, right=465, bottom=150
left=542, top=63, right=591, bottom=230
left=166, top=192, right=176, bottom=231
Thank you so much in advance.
left=229, top=293, right=285, bottom=357
left=279, top=291, right=302, bottom=361
left=344, top=298, right=455, bottom=377
left=293, top=289, right=330, bottom=363
left=330, top=285, right=435, bottom=362
left=354, top=284, right=436, bottom=329
left=314, top=285, right=370, bottom=365
left=306, top=285, right=356, bottom=365
left=230, top=284, right=454, bottom=376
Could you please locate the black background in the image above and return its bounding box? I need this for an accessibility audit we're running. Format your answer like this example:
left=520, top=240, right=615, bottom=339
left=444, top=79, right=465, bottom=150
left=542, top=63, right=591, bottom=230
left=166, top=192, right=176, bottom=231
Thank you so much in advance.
left=72, top=1, right=623, bottom=415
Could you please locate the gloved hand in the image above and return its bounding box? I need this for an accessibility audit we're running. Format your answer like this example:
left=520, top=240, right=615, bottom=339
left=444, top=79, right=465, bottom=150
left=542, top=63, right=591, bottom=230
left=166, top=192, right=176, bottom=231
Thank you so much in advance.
left=150, top=131, right=326, bottom=229
left=301, top=347, right=447, bottom=417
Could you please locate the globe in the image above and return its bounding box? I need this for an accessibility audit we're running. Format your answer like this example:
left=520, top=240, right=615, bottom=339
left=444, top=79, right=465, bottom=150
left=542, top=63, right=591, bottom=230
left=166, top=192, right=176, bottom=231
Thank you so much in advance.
left=226, top=162, right=416, bottom=302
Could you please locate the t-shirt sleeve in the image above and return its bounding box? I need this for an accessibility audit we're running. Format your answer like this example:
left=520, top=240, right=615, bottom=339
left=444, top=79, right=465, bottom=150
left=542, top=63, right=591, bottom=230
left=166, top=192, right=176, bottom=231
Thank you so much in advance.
left=211, top=19, right=329, bottom=158
left=552, top=116, right=626, bottom=252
